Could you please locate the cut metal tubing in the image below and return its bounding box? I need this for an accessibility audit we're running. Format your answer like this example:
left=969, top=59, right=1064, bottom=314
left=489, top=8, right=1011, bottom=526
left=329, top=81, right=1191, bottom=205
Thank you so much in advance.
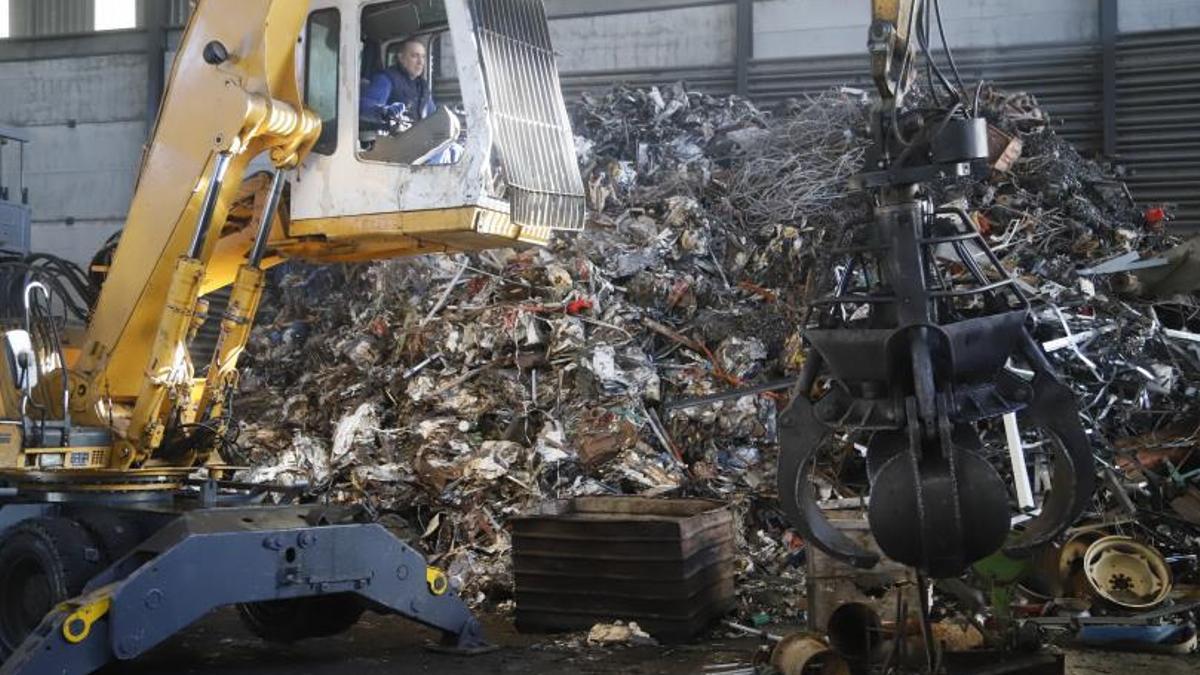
left=664, top=377, right=799, bottom=412
left=771, top=632, right=850, bottom=675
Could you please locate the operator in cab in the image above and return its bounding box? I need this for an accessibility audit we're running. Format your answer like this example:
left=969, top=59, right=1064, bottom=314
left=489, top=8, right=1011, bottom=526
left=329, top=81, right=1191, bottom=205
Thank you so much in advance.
left=360, top=38, right=434, bottom=130
left=359, top=37, right=460, bottom=164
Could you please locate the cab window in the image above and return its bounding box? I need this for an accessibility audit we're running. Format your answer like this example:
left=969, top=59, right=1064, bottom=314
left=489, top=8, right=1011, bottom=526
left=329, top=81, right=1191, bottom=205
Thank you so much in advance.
left=358, top=0, right=462, bottom=166
left=305, top=9, right=341, bottom=155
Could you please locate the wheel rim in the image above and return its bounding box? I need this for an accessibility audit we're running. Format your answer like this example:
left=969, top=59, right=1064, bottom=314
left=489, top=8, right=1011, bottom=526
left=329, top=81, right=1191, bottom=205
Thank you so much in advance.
left=0, top=554, right=54, bottom=651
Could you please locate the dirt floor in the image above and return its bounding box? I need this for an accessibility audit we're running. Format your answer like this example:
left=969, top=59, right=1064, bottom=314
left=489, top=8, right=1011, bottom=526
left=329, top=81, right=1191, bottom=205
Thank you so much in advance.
left=103, top=609, right=767, bottom=674
left=97, top=609, right=1200, bottom=675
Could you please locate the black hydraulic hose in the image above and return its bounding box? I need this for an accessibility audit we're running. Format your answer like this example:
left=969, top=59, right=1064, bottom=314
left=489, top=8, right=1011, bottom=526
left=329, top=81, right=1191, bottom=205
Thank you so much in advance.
left=933, top=0, right=970, bottom=108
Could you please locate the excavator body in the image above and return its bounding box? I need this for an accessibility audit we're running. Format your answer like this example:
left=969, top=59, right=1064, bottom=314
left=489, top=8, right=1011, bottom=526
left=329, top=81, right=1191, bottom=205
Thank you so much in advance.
left=0, top=1, right=583, bottom=672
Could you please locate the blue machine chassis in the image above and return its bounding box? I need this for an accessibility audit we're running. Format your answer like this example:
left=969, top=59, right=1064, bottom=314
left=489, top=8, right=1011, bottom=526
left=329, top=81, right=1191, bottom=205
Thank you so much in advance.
left=0, top=501, right=486, bottom=675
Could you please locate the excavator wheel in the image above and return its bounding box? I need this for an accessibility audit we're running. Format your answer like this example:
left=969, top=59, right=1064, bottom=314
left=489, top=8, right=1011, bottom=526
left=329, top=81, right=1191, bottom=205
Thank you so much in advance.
left=71, top=510, right=143, bottom=564
left=236, top=594, right=366, bottom=643
left=0, top=517, right=105, bottom=660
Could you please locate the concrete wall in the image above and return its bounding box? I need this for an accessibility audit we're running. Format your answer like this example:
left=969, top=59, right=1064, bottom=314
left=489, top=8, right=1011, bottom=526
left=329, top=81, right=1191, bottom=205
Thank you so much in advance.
left=550, top=4, right=735, bottom=72
left=0, top=51, right=144, bottom=261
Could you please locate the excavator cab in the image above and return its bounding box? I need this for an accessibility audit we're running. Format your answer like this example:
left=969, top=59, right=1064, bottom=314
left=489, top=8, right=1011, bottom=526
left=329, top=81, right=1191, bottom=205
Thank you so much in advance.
left=280, top=0, right=585, bottom=265
left=355, top=2, right=463, bottom=163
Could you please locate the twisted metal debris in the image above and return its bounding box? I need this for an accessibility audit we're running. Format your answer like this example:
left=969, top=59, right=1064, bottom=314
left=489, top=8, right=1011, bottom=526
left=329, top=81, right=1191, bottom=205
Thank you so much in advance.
left=235, top=81, right=1199, bottom=619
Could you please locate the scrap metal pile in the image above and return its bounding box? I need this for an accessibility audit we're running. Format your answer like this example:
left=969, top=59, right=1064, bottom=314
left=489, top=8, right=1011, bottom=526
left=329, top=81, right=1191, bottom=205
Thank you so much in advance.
left=234, top=81, right=1200, bottom=627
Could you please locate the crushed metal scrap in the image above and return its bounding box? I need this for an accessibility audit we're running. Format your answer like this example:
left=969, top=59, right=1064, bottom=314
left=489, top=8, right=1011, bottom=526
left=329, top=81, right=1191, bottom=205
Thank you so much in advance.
left=231, top=81, right=1200, bottom=632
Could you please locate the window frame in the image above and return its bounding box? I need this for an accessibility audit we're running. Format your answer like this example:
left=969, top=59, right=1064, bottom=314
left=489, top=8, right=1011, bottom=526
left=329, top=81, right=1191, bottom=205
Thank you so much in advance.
left=304, top=7, right=341, bottom=156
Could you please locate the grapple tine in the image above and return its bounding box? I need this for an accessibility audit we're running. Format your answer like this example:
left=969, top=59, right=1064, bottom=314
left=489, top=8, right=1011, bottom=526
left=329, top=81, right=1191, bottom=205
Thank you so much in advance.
left=777, top=396, right=880, bottom=569
left=1004, top=372, right=1095, bottom=557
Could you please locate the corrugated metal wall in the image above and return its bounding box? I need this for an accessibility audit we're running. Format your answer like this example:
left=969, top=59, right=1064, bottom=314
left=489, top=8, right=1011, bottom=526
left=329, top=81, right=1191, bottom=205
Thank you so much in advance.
left=746, top=45, right=1103, bottom=151
left=1115, top=28, right=1200, bottom=224
left=540, top=45, right=1102, bottom=154
left=9, top=0, right=94, bottom=37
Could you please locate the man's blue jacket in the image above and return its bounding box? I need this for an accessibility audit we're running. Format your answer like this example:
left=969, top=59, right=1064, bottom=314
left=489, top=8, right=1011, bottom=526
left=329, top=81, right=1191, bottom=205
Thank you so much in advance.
left=360, top=67, right=436, bottom=122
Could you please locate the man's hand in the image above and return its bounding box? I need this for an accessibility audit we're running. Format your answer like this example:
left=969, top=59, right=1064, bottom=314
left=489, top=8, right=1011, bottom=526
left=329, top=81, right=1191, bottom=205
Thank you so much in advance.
left=381, top=103, right=413, bottom=135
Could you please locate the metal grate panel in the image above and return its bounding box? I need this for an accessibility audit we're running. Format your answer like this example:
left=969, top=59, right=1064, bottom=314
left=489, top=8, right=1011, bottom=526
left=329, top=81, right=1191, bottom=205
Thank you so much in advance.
left=471, top=0, right=586, bottom=232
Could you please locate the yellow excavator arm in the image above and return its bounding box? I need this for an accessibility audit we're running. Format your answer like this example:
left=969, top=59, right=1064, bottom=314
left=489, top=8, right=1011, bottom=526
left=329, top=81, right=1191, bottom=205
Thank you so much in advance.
left=71, top=1, right=321, bottom=468
left=869, top=0, right=922, bottom=105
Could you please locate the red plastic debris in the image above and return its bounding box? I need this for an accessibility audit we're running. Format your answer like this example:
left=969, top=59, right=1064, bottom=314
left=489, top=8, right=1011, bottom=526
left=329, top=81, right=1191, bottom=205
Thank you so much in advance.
left=566, top=297, right=593, bottom=315
left=1145, top=207, right=1167, bottom=228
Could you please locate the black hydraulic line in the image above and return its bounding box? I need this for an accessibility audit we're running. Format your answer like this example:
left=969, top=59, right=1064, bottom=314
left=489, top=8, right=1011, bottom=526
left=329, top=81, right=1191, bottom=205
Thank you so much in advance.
left=187, top=152, right=234, bottom=259
left=917, top=1, right=959, bottom=105
left=248, top=170, right=286, bottom=268
left=932, top=0, right=969, bottom=106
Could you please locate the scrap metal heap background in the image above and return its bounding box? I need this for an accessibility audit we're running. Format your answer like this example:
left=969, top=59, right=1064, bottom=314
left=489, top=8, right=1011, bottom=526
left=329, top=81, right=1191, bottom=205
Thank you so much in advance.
left=233, top=82, right=1200, bottom=618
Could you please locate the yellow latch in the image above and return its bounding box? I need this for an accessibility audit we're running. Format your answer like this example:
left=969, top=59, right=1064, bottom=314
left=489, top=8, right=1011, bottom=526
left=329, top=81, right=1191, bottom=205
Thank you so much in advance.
left=60, top=596, right=112, bottom=644
left=426, top=566, right=448, bottom=596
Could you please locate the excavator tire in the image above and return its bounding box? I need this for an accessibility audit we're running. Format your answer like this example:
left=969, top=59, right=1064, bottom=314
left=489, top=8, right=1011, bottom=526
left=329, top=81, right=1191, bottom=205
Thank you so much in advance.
left=236, top=594, right=366, bottom=643
left=71, top=510, right=143, bottom=565
left=0, top=517, right=105, bottom=660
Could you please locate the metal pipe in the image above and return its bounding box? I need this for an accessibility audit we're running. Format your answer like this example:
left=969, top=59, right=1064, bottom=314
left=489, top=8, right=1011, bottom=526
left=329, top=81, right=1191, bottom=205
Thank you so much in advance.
left=928, top=278, right=1017, bottom=298
left=1004, top=412, right=1035, bottom=510
left=22, top=280, right=48, bottom=332
left=665, top=376, right=800, bottom=412
left=247, top=170, right=286, bottom=267
left=827, top=602, right=883, bottom=662
left=187, top=152, right=234, bottom=259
